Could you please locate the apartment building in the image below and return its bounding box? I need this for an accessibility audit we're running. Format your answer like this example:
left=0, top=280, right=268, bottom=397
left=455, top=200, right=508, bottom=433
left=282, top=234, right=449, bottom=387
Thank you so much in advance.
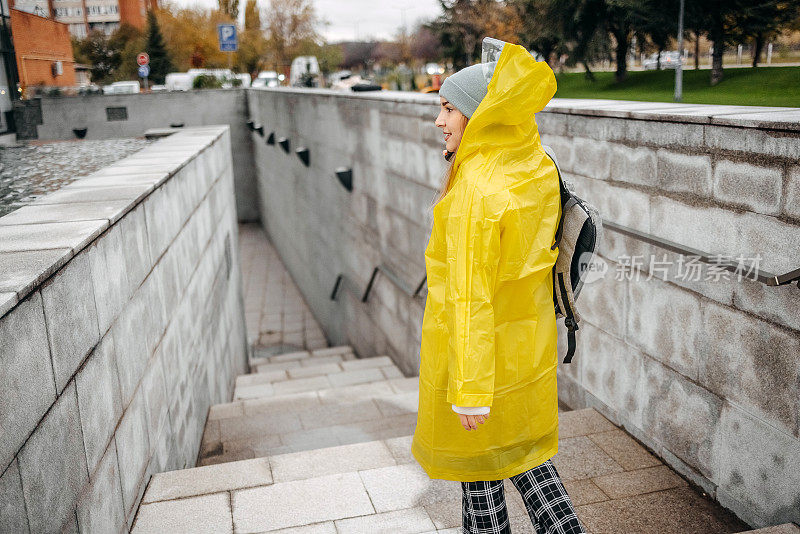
left=10, top=0, right=156, bottom=37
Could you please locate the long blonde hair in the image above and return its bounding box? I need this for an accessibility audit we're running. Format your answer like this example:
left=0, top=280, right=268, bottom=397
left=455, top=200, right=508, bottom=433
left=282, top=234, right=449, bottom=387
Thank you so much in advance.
left=432, top=114, right=469, bottom=206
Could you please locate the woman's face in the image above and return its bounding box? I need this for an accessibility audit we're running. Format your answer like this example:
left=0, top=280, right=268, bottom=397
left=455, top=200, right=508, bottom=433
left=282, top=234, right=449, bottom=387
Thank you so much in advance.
left=435, top=96, right=466, bottom=153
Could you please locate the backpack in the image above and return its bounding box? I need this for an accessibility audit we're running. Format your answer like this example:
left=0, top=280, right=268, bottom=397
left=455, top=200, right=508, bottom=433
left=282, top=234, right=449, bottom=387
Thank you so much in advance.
left=542, top=144, right=603, bottom=364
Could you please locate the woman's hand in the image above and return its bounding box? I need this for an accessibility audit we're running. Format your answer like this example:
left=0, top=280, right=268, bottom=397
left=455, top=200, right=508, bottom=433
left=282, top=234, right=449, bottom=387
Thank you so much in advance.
left=457, top=412, right=489, bottom=431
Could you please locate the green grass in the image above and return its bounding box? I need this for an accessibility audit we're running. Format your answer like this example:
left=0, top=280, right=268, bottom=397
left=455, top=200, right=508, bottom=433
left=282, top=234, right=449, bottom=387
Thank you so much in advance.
left=553, top=66, right=800, bottom=107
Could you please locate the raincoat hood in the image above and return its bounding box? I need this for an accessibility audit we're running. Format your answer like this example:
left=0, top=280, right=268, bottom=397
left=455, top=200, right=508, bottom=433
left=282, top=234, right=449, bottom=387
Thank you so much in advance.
left=449, top=37, right=557, bottom=189
left=412, top=38, right=563, bottom=481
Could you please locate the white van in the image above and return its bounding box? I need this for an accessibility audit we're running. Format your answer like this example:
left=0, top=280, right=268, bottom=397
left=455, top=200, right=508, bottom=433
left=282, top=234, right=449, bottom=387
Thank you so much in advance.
left=103, top=80, right=141, bottom=94
left=290, top=56, right=320, bottom=87
left=165, top=72, right=194, bottom=91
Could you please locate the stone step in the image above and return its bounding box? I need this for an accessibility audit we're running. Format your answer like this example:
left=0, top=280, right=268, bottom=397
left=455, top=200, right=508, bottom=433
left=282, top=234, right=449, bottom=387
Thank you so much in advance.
left=234, top=357, right=404, bottom=401
left=199, top=377, right=420, bottom=466
left=248, top=345, right=356, bottom=371
left=133, top=407, right=723, bottom=534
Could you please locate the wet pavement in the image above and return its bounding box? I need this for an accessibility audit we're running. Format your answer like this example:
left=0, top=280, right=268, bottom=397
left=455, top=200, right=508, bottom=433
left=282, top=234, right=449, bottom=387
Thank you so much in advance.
left=0, top=138, right=152, bottom=218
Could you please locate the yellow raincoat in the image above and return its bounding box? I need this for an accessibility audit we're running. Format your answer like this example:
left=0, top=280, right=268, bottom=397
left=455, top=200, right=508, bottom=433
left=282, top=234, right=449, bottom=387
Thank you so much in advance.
left=411, top=42, right=562, bottom=481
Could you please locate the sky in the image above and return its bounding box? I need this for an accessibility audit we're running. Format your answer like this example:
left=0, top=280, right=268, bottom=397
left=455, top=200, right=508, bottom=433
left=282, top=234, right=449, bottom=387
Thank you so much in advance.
left=168, top=0, right=444, bottom=42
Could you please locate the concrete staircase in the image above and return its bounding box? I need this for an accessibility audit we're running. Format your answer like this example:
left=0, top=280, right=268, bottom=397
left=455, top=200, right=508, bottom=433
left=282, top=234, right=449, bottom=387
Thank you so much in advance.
left=130, top=344, right=799, bottom=534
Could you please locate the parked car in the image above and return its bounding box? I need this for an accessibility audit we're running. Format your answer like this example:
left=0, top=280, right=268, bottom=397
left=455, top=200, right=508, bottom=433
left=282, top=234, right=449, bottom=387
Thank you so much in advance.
left=643, top=51, right=683, bottom=70
left=102, top=81, right=140, bottom=94
left=252, top=71, right=280, bottom=88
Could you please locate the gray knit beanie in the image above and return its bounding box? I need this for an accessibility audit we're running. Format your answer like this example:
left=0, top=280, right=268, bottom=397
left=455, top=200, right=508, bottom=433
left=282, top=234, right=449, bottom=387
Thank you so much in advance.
left=438, top=61, right=496, bottom=118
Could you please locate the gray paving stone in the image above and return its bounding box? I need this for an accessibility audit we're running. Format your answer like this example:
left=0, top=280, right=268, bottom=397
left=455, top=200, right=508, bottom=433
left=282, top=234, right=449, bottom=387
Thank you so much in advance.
left=232, top=472, right=374, bottom=532
left=75, top=333, right=123, bottom=473
left=333, top=506, right=436, bottom=533
left=264, top=522, right=337, bottom=534
left=143, top=457, right=272, bottom=503
left=219, top=411, right=303, bottom=441
left=316, top=380, right=411, bottom=404
left=274, top=426, right=343, bottom=452
left=551, top=436, right=625, bottom=481
left=115, top=390, right=151, bottom=513
left=298, top=354, right=344, bottom=366
left=340, top=355, right=393, bottom=370
left=18, top=383, right=89, bottom=534
left=381, top=365, right=405, bottom=379
left=327, top=367, right=385, bottom=388
left=76, top=441, right=126, bottom=534
left=558, top=408, right=618, bottom=439
left=0, top=220, right=106, bottom=253
left=267, top=349, right=311, bottom=362
left=587, top=429, right=661, bottom=471
left=69, top=172, right=168, bottom=190
left=287, top=362, right=343, bottom=379
left=311, top=345, right=353, bottom=357
left=253, top=359, right=303, bottom=373
left=0, top=200, right=133, bottom=226
left=271, top=375, right=333, bottom=396
left=31, top=184, right=152, bottom=205
left=242, top=391, right=322, bottom=416
left=235, top=382, right=275, bottom=400
left=87, top=224, right=131, bottom=334
left=271, top=441, right=397, bottom=483
left=373, top=391, right=418, bottom=417
left=592, top=465, right=686, bottom=499
left=132, top=492, right=232, bottom=534
left=359, top=463, right=461, bottom=513
left=385, top=435, right=415, bottom=464
left=298, top=398, right=383, bottom=430
left=236, top=368, right=289, bottom=388
left=0, top=248, right=72, bottom=296
left=41, top=253, right=101, bottom=392
left=0, top=291, right=57, bottom=470
left=0, top=460, right=29, bottom=534
left=208, top=401, right=244, bottom=420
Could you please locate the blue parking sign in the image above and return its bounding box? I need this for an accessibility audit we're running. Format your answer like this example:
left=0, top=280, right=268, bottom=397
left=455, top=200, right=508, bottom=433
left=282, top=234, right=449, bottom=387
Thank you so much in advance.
left=138, top=65, right=150, bottom=78
left=217, top=24, right=238, bottom=52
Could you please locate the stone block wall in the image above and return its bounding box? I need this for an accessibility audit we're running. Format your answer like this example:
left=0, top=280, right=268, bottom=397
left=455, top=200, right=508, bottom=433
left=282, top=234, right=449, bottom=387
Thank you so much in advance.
left=35, top=90, right=259, bottom=222
left=247, top=87, right=800, bottom=529
left=0, top=126, right=248, bottom=533
left=536, top=105, right=800, bottom=529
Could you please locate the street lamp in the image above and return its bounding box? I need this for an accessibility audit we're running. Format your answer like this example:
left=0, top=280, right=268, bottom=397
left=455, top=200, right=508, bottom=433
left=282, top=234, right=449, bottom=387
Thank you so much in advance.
left=674, top=0, right=685, bottom=101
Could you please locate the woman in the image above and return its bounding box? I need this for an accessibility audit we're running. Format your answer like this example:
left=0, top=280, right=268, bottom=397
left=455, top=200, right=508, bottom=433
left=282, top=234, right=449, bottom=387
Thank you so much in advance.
left=411, top=38, right=587, bottom=534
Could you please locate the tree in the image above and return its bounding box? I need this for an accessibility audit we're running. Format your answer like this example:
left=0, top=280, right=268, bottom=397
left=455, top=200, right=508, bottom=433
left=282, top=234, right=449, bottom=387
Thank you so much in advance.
left=513, top=0, right=563, bottom=65
left=219, top=0, right=239, bottom=21
left=732, top=1, right=800, bottom=67
left=264, top=0, right=320, bottom=70
left=156, top=7, right=234, bottom=70
left=72, top=31, right=117, bottom=84
left=145, top=10, right=174, bottom=84
left=109, top=23, right=145, bottom=81
left=240, top=0, right=268, bottom=74
left=244, top=0, right=261, bottom=30
left=409, top=24, right=442, bottom=63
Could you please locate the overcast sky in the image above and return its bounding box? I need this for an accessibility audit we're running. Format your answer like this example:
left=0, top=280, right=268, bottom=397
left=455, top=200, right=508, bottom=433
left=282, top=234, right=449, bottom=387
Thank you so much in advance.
left=169, top=0, right=444, bottom=42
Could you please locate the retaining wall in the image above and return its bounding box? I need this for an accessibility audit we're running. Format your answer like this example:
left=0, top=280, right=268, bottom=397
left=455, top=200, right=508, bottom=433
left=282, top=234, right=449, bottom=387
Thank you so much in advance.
left=246, top=87, right=800, bottom=529
left=35, top=90, right=259, bottom=222
left=0, top=126, right=248, bottom=533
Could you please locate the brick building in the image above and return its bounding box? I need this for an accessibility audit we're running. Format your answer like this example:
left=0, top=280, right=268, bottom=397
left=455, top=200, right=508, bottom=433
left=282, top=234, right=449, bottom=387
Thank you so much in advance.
left=9, top=8, right=76, bottom=89
left=11, top=0, right=157, bottom=37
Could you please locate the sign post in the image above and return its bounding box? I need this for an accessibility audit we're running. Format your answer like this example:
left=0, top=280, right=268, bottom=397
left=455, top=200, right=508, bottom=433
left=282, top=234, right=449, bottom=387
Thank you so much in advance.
left=217, top=24, right=238, bottom=72
left=137, top=52, right=150, bottom=92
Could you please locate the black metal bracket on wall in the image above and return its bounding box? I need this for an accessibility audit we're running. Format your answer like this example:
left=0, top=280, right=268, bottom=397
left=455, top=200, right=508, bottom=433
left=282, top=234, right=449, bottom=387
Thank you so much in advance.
left=330, top=264, right=426, bottom=302
left=266, top=132, right=275, bottom=145
left=246, top=120, right=254, bottom=131
left=254, top=124, right=264, bottom=136
left=278, top=137, right=290, bottom=153
left=296, top=147, right=310, bottom=167
left=335, top=167, right=353, bottom=192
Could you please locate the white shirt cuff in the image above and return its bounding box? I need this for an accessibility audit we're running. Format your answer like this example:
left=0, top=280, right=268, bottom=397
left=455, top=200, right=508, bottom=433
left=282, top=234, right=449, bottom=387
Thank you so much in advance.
left=451, top=404, right=490, bottom=415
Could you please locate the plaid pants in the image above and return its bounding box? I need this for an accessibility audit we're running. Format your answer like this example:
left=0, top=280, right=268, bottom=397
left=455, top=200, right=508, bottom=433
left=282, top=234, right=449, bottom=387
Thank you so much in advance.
left=460, top=459, right=587, bottom=534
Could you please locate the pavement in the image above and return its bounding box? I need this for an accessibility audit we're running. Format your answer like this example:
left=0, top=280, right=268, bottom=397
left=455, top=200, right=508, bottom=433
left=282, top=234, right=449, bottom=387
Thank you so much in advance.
left=128, top=223, right=799, bottom=534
